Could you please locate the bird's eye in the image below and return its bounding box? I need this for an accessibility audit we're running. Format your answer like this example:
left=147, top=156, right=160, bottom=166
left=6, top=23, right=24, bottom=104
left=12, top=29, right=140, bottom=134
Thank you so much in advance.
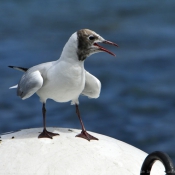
left=88, top=35, right=95, bottom=40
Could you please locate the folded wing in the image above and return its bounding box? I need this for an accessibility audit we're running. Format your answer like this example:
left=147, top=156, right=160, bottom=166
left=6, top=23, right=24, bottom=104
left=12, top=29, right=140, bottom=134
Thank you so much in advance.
left=82, top=71, right=101, bottom=98
left=17, top=70, right=43, bottom=100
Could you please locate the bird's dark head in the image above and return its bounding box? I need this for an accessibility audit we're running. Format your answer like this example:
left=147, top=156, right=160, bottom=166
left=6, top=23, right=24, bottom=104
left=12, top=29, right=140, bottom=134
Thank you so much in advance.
left=76, top=29, right=118, bottom=61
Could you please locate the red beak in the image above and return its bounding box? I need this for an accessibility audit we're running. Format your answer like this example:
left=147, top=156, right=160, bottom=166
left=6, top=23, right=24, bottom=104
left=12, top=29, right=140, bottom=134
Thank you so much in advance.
left=94, top=40, right=118, bottom=56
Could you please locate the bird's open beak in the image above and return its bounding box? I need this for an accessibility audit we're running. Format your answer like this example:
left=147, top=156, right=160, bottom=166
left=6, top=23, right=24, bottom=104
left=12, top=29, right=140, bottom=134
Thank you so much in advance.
left=93, top=40, right=118, bottom=56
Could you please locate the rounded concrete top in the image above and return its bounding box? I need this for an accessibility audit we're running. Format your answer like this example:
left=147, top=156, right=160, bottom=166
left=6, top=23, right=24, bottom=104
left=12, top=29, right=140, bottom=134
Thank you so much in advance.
left=0, top=128, right=164, bottom=175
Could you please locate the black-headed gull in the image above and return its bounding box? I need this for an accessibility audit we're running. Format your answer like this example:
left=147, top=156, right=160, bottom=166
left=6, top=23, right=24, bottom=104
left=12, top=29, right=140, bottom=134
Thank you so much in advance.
left=9, top=29, right=118, bottom=141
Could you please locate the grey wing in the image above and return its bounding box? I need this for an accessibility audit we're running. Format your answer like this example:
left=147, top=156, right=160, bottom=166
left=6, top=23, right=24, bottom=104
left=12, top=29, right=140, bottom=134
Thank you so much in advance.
left=82, top=71, right=101, bottom=98
left=17, top=70, right=43, bottom=100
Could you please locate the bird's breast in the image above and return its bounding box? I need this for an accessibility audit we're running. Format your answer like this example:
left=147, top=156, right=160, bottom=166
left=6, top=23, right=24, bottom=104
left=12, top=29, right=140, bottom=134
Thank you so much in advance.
left=37, top=61, right=85, bottom=102
left=57, top=62, right=85, bottom=88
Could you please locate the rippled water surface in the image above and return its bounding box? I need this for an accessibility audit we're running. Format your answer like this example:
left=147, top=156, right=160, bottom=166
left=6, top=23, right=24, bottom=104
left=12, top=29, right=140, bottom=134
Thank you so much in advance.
left=1, top=0, right=175, bottom=163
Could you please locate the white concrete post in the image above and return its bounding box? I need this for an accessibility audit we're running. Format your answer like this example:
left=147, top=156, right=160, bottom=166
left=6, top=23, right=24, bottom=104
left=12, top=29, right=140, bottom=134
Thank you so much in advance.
left=0, top=128, right=165, bottom=175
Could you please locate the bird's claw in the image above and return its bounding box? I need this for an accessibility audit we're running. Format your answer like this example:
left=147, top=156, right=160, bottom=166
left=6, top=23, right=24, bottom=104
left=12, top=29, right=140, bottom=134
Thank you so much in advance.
left=38, top=128, right=59, bottom=139
left=76, top=130, right=98, bottom=141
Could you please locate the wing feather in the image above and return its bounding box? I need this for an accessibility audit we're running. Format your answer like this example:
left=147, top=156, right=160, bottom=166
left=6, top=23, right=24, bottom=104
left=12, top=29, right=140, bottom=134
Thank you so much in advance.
left=8, top=66, right=28, bottom=72
left=82, top=71, right=101, bottom=98
left=17, top=70, right=43, bottom=100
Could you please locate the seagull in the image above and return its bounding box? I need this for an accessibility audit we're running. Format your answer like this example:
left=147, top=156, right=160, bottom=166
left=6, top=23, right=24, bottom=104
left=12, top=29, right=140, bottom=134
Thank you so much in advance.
left=9, top=29, right=118, bottom=141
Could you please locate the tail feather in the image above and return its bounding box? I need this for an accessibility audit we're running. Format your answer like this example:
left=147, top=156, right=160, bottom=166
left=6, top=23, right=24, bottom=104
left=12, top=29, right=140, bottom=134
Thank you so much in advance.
left=8, top=66, right=28, bottom=72
left=8, top=66, right=27, bottom=90
left=9, top=84, right=18, bottom=89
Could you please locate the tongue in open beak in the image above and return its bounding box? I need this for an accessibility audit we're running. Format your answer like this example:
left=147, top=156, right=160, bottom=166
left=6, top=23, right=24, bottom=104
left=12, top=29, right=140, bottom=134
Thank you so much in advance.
left=94, top=40, right=118, bottom=56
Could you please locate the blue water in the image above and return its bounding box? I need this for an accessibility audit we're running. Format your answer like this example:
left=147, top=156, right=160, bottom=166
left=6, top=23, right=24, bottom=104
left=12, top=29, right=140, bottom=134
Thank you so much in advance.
left=1, top=0, right=175, bottom=163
